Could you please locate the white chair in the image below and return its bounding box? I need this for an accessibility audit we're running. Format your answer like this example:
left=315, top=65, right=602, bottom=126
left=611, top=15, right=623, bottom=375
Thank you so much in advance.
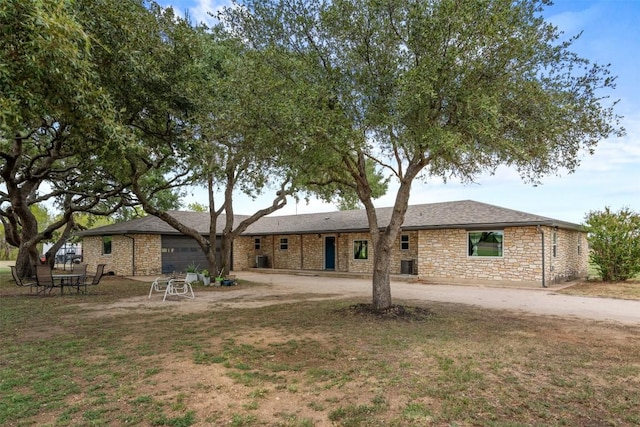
left=163, top=278, right=195, bottom=302
left=148, top=277, right=171, bottom=299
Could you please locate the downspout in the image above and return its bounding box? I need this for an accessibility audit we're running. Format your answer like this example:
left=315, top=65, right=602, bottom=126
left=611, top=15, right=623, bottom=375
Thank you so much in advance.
left=537, top=226, right=546, bottom=288
left=124, top=234, right=135, bottom=276
left=300, top=235, right=304, bottom=269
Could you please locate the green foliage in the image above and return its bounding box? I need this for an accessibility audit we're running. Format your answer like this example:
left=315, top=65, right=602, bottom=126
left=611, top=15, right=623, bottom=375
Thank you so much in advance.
left=584, top=207, right=640, bottom=281
left=185, top=262, right=200, bottom=273
left=187, top=202, right=207, bottom=212
left=0, top=0, right=139, bottom=273
left=223, top=0, right=624, bottom=309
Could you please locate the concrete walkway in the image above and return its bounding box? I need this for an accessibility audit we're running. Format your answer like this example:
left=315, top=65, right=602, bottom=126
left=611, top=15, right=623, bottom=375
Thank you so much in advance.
left=233, top=271, right=640, bottom=326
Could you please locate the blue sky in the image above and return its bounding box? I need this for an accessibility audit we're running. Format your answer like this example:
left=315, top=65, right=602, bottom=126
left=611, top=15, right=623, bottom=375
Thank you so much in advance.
left=166, top=0, right=640, bottom=224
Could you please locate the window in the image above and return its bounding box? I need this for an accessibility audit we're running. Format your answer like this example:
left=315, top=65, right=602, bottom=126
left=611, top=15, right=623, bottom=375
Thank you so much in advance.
left=102, top=236, right=112, bottom=255
left=353, top=240, right=368, bottom=260
left=577, top=236, right=582, bottom=256
left=401, top=234, right=409, bottom=250
left=254, top=238, right=261, bottom=250
left=468, top=231, right=503, bottom=257
left=552, top=231, right=558, bottom=258
left=280, top=238, right=288, bottom=250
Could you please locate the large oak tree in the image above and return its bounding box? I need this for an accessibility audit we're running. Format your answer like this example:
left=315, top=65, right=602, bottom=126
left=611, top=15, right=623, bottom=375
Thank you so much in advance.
left=0, top=0, right=131, bottom=276
left=224, top=0, right=624, bottom=309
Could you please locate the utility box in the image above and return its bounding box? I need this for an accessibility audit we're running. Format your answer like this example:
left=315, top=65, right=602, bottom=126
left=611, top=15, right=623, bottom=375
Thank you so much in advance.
left=401, top=259, right=416, bottom=275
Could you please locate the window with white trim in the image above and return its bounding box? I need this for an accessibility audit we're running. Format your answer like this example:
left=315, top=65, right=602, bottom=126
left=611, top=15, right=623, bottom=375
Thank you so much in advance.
left=353, top=240, right=368, bottom=260
left=468, top=231, right=503, bottom=257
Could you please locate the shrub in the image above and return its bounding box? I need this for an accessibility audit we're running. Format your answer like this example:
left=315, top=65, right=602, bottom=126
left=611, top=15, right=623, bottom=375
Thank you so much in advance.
left=584, top=207, right=640, bottom=281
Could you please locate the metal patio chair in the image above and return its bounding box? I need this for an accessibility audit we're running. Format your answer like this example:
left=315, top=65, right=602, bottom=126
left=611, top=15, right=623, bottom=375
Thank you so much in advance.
left=10, top=265, right=36, bottom=293
left=71, top=263, right=88, bottom=293
left=34, top=264, right=56, bottom=294
left=163, top=278, right=195, bottom=302
left=148, top=276, right=172, bottom=298
left=85, top=263, right=107, bottom=289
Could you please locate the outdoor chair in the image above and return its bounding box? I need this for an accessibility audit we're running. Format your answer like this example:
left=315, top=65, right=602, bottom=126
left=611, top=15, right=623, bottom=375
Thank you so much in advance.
left=85, top=263, right=106, bottom=288
left=149, top=272, right=188, bottom=299
left=34, top=264, right=56, bottom=294
left=163, top=278, right=195, bottom=302
left=10, top=265, right=36, bottom=293
left=148, top=277, right=172, bottom=298
left=71, top=263, right=88, bottom=293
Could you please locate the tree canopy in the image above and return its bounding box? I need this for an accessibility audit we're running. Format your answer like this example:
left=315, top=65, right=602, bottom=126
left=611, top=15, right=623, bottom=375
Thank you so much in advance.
left=0, top=0, right=132, bottom=275
left=223, top=0, right=624, bottom=309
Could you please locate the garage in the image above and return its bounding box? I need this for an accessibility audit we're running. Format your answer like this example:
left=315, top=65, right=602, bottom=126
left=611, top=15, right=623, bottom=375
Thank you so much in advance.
left=161, top=235, right=223, bottom=274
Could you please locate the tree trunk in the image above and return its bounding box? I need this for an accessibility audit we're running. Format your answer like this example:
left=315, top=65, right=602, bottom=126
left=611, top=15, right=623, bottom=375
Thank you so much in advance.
left=12, top=206, right=41, bottom=278
left=204, top=247, right=218, bottom=278
left=363, top=162, right=422, bottom=311
left=220, top=233, right=233, bottom=277
left=371, top=240, right=392, bottom=310
left=16, top=240, right=39, bottom=278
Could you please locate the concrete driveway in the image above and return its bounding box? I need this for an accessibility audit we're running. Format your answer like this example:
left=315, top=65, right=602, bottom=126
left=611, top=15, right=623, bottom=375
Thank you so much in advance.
left=234, top=271, right=640, bottom=326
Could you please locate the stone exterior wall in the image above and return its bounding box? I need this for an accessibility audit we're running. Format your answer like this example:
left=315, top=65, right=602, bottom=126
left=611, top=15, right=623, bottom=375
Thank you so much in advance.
left=417, top=227, right=541, bottom=285
left=232, top=235, right=278, bottom=271
left=132, top=234, right=163, bottom=276
left=391, top=231, right=419, bottom=274
left=346, top=232, right=375, bottom=274
left=416, top=226, right=588, bottom=286
left=85, top=225, right=588, bottom=286
left=235, top=231, right=421, bottom=275
left=233, top=235, right=254, bottom=271
left=546, top=227, right=589, bottom=285
left=301, top=234, right=324, bottom=270
left=82, top=234, right=162, bottom=276
left=272, top=235, right=303, bottom=270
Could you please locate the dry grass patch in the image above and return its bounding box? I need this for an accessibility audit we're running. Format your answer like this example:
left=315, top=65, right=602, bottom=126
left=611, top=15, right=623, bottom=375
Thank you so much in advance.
left=1, top=274, right=640, bottom=426
left=557, top=279, right=640, bottom=300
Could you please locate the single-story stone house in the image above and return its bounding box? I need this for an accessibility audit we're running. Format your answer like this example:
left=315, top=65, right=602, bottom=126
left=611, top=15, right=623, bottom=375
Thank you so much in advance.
left=78, top=200, right=588, bottom=287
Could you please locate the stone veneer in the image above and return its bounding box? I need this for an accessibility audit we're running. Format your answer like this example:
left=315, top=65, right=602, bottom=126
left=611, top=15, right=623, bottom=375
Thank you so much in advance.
left=235, top=230, right=422, bottom=275
left=416, top=226, right=588, bottom=286
left=233, top=226, right=587, bottom=286
left=83, top=225, right=587, bottom=286
left=82, top=234, right=162, bottom=276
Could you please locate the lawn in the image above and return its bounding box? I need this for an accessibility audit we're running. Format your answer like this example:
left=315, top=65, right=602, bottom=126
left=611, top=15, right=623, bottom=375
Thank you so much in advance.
left=1, top=274, right=640, bottom=426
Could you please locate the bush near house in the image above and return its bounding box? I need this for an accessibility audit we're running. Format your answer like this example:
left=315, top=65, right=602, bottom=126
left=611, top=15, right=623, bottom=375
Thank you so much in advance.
left=584, top=207, right=640, bottom=282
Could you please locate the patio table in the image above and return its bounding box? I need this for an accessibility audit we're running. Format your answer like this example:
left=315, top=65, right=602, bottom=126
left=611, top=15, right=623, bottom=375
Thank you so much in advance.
left=52, top=273, right=83, bottom=295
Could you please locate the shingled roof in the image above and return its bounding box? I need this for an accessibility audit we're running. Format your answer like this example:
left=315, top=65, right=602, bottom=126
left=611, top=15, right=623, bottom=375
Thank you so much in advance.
left=78, top=211, right=247, bottom=236
left=79, top=200, right=583, bottom=237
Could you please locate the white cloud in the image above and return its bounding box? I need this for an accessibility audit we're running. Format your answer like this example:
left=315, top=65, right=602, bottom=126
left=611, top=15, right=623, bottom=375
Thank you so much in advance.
left=188, top=0, right=227, bottom=27
left=163, top=0, right=229, bottom=27
left=546, top=3, right=600, bottom=38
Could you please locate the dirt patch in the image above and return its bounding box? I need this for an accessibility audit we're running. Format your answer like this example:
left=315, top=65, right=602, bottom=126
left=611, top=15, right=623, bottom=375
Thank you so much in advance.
left=338, top=303, right=434, bottom=321
left=77, top=289, right=345, bottom=318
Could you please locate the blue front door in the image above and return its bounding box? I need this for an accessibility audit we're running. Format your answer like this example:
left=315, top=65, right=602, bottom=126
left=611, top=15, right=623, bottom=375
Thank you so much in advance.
left=325, top=236, right=336, bottom=270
